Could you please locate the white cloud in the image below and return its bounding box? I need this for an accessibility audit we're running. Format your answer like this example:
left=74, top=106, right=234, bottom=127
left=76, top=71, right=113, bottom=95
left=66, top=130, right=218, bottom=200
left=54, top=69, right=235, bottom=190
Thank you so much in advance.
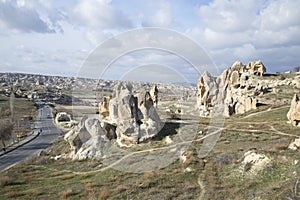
left=73, top=0, right=132, bottom=29
left=0, top=0, right=64, bottom=33
left=198, top=0, right=263, bottom=33
left=0, top=0, right=53, bottom=33
left=259, top=0, right=300, bottom=31
left=142, top=2, right=174, bottom=27
left=72, top=0, right=133, bottom=45
left=187, top=0, right=300, bottom=72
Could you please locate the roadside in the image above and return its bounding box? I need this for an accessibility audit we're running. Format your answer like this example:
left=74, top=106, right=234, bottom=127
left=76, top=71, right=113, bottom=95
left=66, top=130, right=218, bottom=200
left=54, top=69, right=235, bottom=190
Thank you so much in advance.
left=0, top=129, right=41, bottom=157
left=0, top=102, right=44, bottom=157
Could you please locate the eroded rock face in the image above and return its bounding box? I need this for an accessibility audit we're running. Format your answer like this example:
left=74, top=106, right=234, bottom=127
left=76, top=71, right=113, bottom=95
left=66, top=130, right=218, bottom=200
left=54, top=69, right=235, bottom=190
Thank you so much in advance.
left=64, top=116, right=110, bottom=160
left=150, top=85, right=158, bottom=107
left=98, top=82, right=162, bottom=147
left=287, top=94, right=300, bottom=126
left=197, top=60, right=266, bottom=117
left=245, top=60, right=266, bottom=76
left=99, top=96, right=110, bottom=119
left=197, top=71, right=218, bottom=109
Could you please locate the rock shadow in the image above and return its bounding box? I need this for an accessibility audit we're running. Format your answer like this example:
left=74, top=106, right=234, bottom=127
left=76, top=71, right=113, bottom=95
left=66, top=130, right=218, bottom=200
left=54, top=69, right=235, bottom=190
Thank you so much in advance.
left=153, top=121, right=180, bottom=141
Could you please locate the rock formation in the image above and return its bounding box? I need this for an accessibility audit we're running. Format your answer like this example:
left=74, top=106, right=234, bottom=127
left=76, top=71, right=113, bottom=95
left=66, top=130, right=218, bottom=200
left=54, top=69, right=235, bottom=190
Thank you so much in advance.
left=197, top=60, right=266, bottom=117
left=55, top=112, right=71, bottom=124
left=107, top=83, right=161, bottom=147
left=288, top=138, right=300, bottom=150
left=150, top=85, right=158, bottom=107
left=67, top=82, right=162, bottom=154
left=287, top=94, right=300, bottom=126
left=55, top=112, right=77, bottom=128
left=242, top=150, right=271, bottom=175
left=64, top=116, right=110, bottom=160
left=245, top=60, right=266, bottom=76
left=98, top=96, right=110, bottom=119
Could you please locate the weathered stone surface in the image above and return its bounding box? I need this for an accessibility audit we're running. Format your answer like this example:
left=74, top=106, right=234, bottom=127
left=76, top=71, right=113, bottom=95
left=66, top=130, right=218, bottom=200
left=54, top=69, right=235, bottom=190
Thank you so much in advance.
left=230, top=70, right=240, bottom=88
left=102, top=82, right=161, bottom=147
left=64, top=116, right=110, bottom=160
left=242, top=150, right=271, bottom=176
left=150, top=85, right=158, bottom=107
left=99, top=96, right=110, bottom=119
left=245, top=60, right=266, bottom=76
left=197, top=71, right=219, bottom=109
left=287, top=94, right=300, bottom=126
left=196, top=60, right=264, bottom=117
left=288, top=138, right=300, bottom=150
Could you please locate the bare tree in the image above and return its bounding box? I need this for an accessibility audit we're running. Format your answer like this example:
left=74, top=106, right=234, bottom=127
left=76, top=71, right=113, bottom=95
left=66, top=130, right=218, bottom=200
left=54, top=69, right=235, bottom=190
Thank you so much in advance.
left=0, top=120, right=14, bottom=149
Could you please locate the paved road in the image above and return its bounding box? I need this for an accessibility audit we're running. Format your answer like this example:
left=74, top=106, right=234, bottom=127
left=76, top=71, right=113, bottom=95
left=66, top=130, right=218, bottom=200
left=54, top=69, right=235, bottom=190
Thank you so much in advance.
left=0, top=104, right=62, bottom=172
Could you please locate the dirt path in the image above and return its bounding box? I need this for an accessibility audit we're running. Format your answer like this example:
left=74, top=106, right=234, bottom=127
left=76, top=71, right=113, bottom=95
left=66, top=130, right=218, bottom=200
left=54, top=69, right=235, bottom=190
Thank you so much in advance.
left=197, top=175, right=205, bottom=200
left=242, top=105, right=290, bottom=119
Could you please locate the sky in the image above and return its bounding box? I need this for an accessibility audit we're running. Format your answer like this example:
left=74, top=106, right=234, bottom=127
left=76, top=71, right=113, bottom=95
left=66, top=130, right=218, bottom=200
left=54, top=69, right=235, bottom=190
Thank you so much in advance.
left=1, top=0, right=300, bottom=83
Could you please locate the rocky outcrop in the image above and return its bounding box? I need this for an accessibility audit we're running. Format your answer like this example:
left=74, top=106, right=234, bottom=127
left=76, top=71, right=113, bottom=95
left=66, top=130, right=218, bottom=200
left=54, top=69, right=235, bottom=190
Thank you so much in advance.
left=64, top=116, right=110, bottom=160
left=287, top=94, right=300, bottom=126
left=245, top=60, right=266, bottom=76
left=288, top=138, right=300, bottom=150
left=197, top=71, right=219, bottom=109
left=55, top=112, right=77, bottom=128
left=242, top=150, right=271, bottom=175
left=197, top=60, right=266, bottom=117
left=97, top=82, right=161, bottom=147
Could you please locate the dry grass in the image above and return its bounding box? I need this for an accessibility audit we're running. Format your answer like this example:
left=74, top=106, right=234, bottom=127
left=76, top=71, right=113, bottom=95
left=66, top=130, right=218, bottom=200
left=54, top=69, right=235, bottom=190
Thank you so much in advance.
left=26, top=188, right=43, bottom=196
left=141, top=171, right=156, bottom=179
left=98, top=188, right=110, bottom=200
left=7, top=190, right=23, bottom=198
left=60, top=188, right=75, bottom=199
left=0, top=175, right=12, bottom=186
left=57, top=174, right=75, bottom=180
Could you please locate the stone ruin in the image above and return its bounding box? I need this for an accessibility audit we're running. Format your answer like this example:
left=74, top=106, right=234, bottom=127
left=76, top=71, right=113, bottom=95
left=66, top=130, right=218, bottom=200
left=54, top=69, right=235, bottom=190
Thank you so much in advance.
left=64, top=82, right=161, bottom=160
left=197, top=60, right=267, bottom=117
left=287, top=94, right=300, bottom=126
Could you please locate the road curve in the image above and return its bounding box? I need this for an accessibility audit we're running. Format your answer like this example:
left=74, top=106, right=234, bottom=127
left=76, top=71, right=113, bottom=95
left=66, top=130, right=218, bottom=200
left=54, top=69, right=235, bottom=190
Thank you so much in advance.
left=0, top=104, right=62, bottom=172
